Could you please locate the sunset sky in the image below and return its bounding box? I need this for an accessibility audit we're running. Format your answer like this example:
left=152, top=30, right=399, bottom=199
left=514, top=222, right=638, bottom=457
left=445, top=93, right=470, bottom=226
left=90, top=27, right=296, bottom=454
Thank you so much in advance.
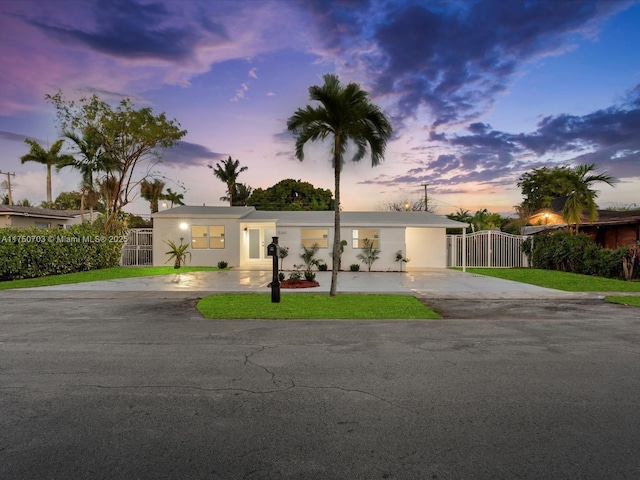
left=1, top=0, right=639, bottom=217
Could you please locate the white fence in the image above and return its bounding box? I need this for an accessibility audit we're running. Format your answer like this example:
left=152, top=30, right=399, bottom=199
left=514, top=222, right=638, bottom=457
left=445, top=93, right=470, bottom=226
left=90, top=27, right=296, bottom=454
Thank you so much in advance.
left=447, top=230, right=530, bottom=268
left=120, top=228, right=153, bottom=266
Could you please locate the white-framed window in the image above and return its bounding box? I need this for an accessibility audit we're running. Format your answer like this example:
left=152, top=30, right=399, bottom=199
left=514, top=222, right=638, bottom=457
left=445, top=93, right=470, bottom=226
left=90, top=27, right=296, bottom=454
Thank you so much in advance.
left=191, top=225, right=225, bottom=249
left=34, top=222, right=50, bottom=229
left=352, top=229, right=379, bottom=249
left=301, top=229, right=329, bottom=248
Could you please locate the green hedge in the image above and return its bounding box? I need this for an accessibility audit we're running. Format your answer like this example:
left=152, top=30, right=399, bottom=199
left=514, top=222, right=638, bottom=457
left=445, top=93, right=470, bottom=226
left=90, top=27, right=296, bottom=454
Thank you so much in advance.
left=0, top=223, right=127, bottom=281
left=522, top=231, right=627, bottom=279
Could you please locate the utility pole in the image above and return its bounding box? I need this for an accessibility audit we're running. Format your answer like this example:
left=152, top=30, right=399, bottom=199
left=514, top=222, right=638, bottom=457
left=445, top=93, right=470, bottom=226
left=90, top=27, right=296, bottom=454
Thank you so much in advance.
left=0, top=171, right=16, bottom=205
left=421, top=182, right=428, bottom=211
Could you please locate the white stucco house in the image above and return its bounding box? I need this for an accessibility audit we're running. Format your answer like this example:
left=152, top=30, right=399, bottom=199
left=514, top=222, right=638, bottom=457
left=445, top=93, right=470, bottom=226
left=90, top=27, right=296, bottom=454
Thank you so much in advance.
left=152, top=206, right=468, bottom=271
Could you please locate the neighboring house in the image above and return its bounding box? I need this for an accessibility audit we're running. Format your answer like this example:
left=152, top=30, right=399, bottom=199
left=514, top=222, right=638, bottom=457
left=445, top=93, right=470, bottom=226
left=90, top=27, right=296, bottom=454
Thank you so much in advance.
left=0, top=205, right=95, bottom=229
left=523, top=199, right=640, bottom=249
left=152, top=206, right=468, bottom=271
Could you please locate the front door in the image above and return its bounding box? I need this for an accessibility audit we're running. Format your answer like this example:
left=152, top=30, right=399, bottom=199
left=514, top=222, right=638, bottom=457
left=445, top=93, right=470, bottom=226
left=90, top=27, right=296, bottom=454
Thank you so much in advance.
left=248, top=227, right=277, bottom=261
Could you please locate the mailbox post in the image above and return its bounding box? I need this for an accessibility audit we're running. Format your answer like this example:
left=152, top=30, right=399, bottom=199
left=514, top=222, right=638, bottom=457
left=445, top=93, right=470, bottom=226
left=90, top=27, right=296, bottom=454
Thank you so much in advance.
left=267, top=236, right=280, bottom=303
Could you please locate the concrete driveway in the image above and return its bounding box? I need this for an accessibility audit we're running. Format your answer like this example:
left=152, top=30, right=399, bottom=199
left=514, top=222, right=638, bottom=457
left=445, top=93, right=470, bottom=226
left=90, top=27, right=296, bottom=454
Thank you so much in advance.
left=1, top=269, right=639, bottom=479
left=17, top=268, right=596, bottom=299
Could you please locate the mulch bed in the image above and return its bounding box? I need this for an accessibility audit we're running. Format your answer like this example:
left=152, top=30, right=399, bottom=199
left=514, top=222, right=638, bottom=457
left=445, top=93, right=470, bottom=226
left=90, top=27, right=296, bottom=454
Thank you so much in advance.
left=268, top=279, right=320, bottom=289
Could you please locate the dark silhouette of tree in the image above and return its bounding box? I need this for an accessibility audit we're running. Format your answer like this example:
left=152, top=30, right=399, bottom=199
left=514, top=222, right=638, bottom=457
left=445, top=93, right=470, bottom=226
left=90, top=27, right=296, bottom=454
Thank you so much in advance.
left=208, top=156, right=247, bottom=206
left=20, top=138, right=74, bottom=204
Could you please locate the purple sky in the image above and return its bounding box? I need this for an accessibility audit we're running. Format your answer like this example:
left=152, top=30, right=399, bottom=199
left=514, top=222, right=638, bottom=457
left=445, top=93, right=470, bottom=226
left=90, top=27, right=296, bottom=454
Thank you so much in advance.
left=1, top=0, right=639, bottom=217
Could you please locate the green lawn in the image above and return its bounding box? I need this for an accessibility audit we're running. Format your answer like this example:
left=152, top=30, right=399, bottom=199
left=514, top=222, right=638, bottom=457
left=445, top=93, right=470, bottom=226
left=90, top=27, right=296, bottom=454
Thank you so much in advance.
left=605, top=296, right=640, bottom=307
left=465, top=268, right=640, bottom=292
left=0, top=266, right=219, bottom=290
left=197, top=293, right=440, bottom=319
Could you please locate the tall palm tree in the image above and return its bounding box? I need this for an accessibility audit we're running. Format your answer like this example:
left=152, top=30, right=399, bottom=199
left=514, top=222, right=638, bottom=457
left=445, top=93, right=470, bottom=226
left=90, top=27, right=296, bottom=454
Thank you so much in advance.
left=20, top=138, right=75, bottom=204
left=140, top=178, right=167, bottom=215
left=208, top=156, right=247, bottom=206
left=287, top=73, right=392, bottom=296
left=562, top=163, right=618, bottom=232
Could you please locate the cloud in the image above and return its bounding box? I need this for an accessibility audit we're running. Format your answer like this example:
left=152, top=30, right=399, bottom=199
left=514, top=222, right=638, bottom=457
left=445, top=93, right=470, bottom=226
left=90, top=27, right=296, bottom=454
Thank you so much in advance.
left=21, top=0, right=228, bottom=61
left=230, top=83, right=249, bottom=102
left=162, top=141, right=225, bottom=167
left=314, top=0, right=633, bottom=130
left=248, top=68, right=258, bottom=79
left=0, top=130, right=30, bottom=143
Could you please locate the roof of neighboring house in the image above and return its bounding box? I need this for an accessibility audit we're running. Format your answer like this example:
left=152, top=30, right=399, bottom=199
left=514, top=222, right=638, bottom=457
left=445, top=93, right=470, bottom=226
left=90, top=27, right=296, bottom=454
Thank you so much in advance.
left=153, top=205, right=468, bottom=228
left=0, top=205, right=86, bottom=220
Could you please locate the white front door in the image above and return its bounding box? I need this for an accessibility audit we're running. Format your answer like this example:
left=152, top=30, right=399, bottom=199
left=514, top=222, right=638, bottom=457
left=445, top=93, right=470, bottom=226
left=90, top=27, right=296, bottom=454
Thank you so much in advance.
left=248, top=227, right=277, bottom=261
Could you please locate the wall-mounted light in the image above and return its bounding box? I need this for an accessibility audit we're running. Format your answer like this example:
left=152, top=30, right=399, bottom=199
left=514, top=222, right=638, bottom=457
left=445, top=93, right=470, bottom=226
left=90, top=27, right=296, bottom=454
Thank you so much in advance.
left=179, top=222, right=189, bottom=231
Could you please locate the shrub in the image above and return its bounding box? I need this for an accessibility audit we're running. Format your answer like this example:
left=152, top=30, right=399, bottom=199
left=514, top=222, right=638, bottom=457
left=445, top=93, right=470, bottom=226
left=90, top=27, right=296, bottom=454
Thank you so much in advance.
left=0, top=223, right=126, bottom=281
left=217, top=260, right=229, bottom=269
left=350, top=263, right=360, bottom=271
left=304, top=270, right=316, bottom=282
left=523, top=231, right=627, bottom=280
left=356, top=238, right=380, bottom=271
left=318, top=261, right=328, bottom=271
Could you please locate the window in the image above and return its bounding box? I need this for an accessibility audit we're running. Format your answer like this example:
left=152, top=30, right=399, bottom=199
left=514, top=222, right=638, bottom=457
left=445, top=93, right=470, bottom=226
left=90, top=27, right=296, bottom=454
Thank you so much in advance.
left=352, top=229, right=379, bottom=249
left=191, top=226, right=225, bottom=249
left=34, top=222, right=50, bottom=229
left=301, top=229, right=329, bottom=248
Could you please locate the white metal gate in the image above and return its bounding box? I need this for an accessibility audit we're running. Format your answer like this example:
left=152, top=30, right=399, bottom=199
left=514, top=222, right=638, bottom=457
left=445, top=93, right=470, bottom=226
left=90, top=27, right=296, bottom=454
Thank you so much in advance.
left=120, top=228, right=153, bottom=266
left=447, top=230, right=530, bottom=268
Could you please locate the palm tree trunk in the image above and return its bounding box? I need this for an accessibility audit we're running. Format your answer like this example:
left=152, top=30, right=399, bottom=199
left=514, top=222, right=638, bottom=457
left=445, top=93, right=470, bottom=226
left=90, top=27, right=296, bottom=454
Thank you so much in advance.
left=330, top=144, right=341, bottom=297
left=46, top=164, right=52, bottom=204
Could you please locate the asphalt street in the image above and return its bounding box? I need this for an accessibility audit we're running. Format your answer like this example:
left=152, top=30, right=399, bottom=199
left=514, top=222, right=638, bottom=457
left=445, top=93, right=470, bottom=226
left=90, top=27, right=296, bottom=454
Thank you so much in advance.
left=1, top=285, right=639, bottom=479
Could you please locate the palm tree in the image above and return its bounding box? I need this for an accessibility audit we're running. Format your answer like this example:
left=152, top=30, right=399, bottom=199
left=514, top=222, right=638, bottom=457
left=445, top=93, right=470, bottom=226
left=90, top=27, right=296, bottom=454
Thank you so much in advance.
left=59, top=130, right=109, bottom=221
left=562, top=163, right=618, bottom=233
left=140, top=178, right=166, bottom=215
left=163, top=188, right=185, bottom=208
left=287, top=73, right=392, bottom=296
left=209, top=156, right=247, bottom=206
left=20, top=138, right=75, bottom=204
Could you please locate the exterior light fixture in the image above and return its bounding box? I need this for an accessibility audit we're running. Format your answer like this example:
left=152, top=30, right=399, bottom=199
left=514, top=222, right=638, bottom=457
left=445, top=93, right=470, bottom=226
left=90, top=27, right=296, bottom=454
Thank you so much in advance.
left=179, top=222, right=188, bottom=231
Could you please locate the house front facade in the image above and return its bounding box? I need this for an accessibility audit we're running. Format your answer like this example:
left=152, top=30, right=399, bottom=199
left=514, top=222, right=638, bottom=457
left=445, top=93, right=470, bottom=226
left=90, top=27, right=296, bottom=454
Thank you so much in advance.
left=152, top=206, right=468, bottom=271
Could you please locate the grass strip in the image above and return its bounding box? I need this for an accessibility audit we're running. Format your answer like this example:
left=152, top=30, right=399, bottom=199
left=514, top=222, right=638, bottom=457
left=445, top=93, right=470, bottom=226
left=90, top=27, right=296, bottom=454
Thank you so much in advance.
left=605, top=296, right=640, bottom=307
left=464, top=268, right=640, bottom=292
left=197, top=293, right=440, bottom=319
left=0, top=266, right=219, bottom=290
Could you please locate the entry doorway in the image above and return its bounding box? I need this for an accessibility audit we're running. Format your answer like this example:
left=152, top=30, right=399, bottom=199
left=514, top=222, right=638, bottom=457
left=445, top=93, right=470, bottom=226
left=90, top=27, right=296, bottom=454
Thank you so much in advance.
left=242, top=224, right=277, bottom=268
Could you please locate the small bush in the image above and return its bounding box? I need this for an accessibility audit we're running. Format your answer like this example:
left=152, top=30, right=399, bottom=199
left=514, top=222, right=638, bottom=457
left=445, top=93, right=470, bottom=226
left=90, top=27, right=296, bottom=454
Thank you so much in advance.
left=217, top=260, right=228, bottom=269
left=350, top=263, right=360, bottom=271
left=304, top=270, right=316, bottom=282
left=318, top=261, right=328, bottom=271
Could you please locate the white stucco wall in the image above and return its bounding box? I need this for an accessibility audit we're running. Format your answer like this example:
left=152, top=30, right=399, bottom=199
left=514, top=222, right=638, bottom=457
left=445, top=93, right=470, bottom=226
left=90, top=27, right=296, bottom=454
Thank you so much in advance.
left=405, top=227, right=447, bottom=269
left=153, top=216, right=243, bottom=267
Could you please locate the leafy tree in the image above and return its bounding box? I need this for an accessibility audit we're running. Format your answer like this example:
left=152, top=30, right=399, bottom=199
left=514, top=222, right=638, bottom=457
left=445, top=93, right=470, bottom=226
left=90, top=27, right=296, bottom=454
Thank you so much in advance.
left=208, top=156, right=247, bottom=206
left=516, top=164, right=617, bottom=228
left=247, top=178, right=334, bottom=211
left=287, top=73, right=392, bottom=296
left=3, top=196, right=32, bottom=206
left=46, top=91, right=186, bottom=232
left=20, top=138, right=75, bottom=204
left=53, top=191, right=82, bottom=210
left=163, top=188, right=185, bottom=208
left=562, top=163, right=617, bottom=232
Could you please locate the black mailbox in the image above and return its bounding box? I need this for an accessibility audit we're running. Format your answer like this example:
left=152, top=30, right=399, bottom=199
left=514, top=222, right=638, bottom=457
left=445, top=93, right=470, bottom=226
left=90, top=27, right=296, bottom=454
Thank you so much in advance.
left=267, top=236, right=280, bottom=303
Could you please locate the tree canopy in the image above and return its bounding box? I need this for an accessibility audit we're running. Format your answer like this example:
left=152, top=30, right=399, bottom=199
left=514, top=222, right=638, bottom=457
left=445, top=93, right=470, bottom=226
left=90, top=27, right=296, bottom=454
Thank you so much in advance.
left=517, top=163, right=617, bottom=230
left=247, top=179, right=334, bottom=211
left=46, top=90, right=186, bottom=231
left=20, top=138, right=75, bottom=204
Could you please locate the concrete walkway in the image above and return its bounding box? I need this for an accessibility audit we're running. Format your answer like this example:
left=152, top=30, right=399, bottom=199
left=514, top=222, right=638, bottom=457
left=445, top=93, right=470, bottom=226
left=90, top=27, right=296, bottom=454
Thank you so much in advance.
left=12, top=268, right=599, bottom=300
